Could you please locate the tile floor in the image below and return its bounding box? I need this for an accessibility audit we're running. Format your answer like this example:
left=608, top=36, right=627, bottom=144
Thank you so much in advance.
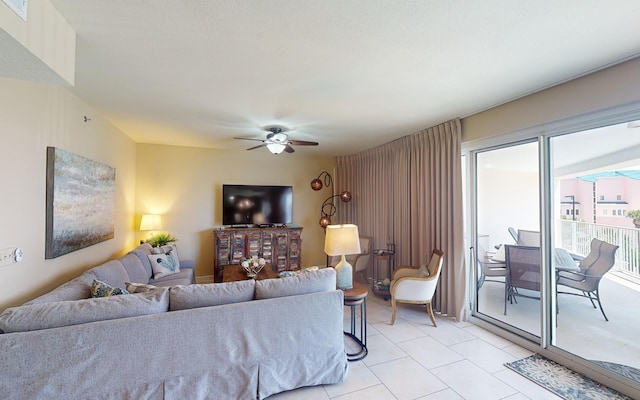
left=267, top=291, right=564, bottom=400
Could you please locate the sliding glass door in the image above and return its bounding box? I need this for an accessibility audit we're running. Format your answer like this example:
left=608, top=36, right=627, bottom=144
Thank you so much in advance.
left=550, top=122, right=640, bottom=374
left=468, top=115, right=640, bottom=393
left=474, top=141, right=541, bottom=339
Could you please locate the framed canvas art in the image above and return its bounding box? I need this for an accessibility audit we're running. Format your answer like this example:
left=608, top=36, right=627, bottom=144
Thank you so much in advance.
left=45, top=147, right=115, bottom=259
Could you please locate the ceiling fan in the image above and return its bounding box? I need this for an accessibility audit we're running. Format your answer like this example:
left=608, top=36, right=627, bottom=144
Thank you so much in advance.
left=234, top=126, right=319, bottom=154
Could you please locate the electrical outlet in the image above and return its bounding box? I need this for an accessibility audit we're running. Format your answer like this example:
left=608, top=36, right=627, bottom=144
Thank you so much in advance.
left=0, top=247, right=20, bottom=268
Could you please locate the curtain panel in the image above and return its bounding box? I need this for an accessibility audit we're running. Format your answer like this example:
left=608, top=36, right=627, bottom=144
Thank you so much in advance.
left=336, top=119, right=467, bottom=321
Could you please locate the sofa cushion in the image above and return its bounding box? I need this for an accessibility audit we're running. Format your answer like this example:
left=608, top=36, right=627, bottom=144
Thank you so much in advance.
left=0, top=288, right=169, bottom=333
left=169, top=280, right=255, bottom=311
left=149, top=267, right=193, bottom=287
left=90, top=279, right=130, bottom=297
left=255, top=268, right=336, bottom=300
left=127, top=243, right=155, bottom=279
left=88, top=260, right=130, bottom=289
left=24, top=275, right=93, bottom=305
left=118, top=253, right=150, bottom=284
left=148, top=253, right=181, bottom=279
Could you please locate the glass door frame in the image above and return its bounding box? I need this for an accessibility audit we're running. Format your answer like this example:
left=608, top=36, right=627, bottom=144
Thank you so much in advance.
left=463, top=100, right=640, bottom=397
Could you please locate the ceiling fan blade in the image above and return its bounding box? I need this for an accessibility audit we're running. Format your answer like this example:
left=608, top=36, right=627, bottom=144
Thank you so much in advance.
left=284, top=144, right=295, bottom=153
left=288, top=139, right=318, bottom=146
left=246, top=144, right=267, bottom=151
left=234, top=137, right=264, bottom=142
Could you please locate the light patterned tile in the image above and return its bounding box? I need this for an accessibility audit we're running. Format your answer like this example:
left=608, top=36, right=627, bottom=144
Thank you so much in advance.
left=501, top=343, right=535, bottom=360
left=463, top=325, right=516, bottom=349
left=323, top=361, right=381, bottom=398
left=431, top=360, right=517, bottom=400
left=417, top=388, right=464, bottom=400
left=266, top=384, right=329, bottom=399
left=370, top=357, right=448, bottom=400
left=371, top=318, right=426, bottom=343
left=449, top=338, right=520, bottom=374
left=397, top=336, right=464, bottom=369
left=362, top=332, right=408, bottom=366
left=417, top=318, right=478, bottom=346
left=332, top=384, right=397, bottom=400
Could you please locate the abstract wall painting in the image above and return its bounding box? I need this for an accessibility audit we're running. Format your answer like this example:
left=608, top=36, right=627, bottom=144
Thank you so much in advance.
left=45, top=147, right=116, bottom=259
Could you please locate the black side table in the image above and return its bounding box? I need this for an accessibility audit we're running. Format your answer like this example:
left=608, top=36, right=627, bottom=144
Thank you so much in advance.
left=372, top=249, right=395, bottom=300
left=343, top=282, right=368, bottom=361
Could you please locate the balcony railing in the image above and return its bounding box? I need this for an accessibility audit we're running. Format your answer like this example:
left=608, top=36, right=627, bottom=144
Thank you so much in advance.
left=559, top=220, right=640, bottom=276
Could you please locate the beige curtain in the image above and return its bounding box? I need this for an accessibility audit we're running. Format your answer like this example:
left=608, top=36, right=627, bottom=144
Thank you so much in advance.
left=336, top=119, right=467, bottom=321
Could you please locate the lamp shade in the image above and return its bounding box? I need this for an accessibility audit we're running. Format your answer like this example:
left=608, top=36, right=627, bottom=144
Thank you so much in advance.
left=324, top=224, right=361, bottom=256
left=140, top=214, right=162, bottom=231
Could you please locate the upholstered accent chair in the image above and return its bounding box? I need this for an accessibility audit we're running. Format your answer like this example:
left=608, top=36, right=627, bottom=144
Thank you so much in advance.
left=389, top=249, right=444, bottom=327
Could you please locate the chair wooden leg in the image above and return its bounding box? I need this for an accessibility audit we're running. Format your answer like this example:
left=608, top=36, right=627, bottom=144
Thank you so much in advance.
left=391, top=300, right=397, bottom=325
left=426, top=301, right=437, bottom=327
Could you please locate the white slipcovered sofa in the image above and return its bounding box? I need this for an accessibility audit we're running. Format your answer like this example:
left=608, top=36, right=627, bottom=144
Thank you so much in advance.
left=0, top=246, right=348, bottom=399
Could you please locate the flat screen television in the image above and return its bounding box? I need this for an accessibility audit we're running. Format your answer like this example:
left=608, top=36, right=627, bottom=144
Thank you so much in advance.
left=222, top=184, right=293, bottom=226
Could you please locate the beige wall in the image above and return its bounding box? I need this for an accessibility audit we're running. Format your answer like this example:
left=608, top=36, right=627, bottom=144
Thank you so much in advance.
left=135, top=144, right=336, bottom=278
left=462, top=56, right=640, bottom=143
left=0, top=0, right=75, bottom=85
left=0, top=77, right=137, bottom=309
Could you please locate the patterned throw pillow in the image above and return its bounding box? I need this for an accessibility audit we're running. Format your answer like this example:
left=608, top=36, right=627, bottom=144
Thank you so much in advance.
left=148, top=253, right=181, bottom=279
left=125, top=282, right=157, bottom=293
left=90, top=279, right=129, bottom=298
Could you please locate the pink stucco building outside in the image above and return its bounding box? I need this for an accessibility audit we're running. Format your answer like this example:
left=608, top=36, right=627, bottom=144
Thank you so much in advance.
left=560, top=171, right=640, bottom=228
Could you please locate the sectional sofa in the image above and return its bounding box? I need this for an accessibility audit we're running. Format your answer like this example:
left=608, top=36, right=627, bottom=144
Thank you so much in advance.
left=0, top=244, right=348, bottom=399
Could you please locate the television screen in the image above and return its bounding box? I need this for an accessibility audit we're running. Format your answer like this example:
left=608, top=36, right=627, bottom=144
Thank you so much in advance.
left=222, top=185, right=293, bottom=226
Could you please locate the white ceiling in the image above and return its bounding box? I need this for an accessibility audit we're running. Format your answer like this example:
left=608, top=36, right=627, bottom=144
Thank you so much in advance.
left=45, top=0, right=640, bottom=156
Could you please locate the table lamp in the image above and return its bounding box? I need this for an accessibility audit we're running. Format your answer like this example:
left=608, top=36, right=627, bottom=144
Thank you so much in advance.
left=140, top=214, right=162, bottom=231
left=324, top=224, right=361, bottom=289
left=139, top=214, right=162, bottom=244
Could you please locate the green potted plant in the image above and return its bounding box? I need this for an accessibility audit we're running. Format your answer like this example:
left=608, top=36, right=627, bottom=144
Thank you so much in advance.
left=626, top=209, right=640, bottom=228
left=147, top=232, right=177, bottom=247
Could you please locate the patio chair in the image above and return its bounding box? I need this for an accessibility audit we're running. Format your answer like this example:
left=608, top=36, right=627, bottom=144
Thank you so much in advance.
left=389, top=249, right=444, bottom=326
left=504, top=245, right=541, bottom=315
left=556, top=238, right=618, bottom=321
left=516, top=229, right=540, bottom=246
left=508, top=227, right=518, bottom=243
left=477, top=244, right=506, bottom=289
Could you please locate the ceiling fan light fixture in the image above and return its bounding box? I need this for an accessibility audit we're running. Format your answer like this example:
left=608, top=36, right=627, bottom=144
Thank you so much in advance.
left=267, top=142, right=286, bottom=154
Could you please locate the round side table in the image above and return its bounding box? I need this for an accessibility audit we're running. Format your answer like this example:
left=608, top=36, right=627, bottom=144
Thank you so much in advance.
left=342, top=281, right=368, bottom=361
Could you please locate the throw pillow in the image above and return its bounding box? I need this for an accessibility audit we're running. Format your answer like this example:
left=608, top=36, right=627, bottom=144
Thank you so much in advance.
left=161, top=244, right=181, bottom=268
left=148, top=253, right=181, bottom=279
left=416, top=263, right=429, bottom=278
left=125, top=282, right=157, bottom=293
left=90, top=279, right=129, bottom=298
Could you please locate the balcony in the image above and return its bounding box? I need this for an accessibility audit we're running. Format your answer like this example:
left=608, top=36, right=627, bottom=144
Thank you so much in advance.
left=477, top=220, right=640, bottom=376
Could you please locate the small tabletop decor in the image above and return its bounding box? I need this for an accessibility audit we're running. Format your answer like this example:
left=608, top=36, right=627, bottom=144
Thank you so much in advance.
left=241, top=256, right=266, bottom=279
